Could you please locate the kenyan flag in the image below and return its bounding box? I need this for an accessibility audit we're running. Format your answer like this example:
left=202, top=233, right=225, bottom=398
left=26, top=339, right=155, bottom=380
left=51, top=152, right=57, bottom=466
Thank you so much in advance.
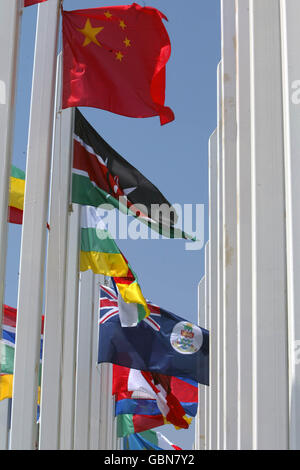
left=72, top=109, right=194, bottom=240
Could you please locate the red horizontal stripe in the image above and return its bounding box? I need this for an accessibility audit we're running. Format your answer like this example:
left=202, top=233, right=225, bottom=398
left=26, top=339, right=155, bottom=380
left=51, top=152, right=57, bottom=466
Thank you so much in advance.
left=132, top=414, right=165, bottom=433
left=113, top=365, right=197, bottom=403
left=113, top=275, right=134, bottom=285
left=24, top=0, right=47, bottom=7
left=3, top=305, right=17, bottom=328
left=147, top=304, right=160, bottom=314
left=171, top=377, right=198, bottom=402
left=3, top=305, right=45, bottom=334
left=100, top=299, right=118, bottom=308
left=115, top=391, right=134, bottom=400
left=73, top=139, right=113, bottom=194
left=8, top=206, right=23, bottom=225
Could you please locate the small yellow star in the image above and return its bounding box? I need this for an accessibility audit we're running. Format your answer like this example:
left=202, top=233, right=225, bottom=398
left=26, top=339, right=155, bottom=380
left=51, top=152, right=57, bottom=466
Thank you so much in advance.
left=77, top=18, right=104, bottom=47
left=123, top=37, right=131, bottom=47
left=119, top=20, right=127, bottom=30
left=115, top=51, right=124, bottom=61
left=104, top=11, right=112, bottom=19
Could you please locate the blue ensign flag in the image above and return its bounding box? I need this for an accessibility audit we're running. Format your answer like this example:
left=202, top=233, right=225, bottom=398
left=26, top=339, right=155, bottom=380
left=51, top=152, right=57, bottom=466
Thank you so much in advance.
left=98, top=286, right=209, bottom=385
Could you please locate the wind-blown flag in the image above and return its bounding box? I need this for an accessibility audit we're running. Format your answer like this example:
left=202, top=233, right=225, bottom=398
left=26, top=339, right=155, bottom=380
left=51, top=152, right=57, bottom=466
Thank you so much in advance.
left=72, top=109, right=193, bottom=241
left=123, top=430, right=182, bottom=451
left=62, top=5, right=174, bottom=125
left=0, top=374, right=13, bottom=402
left=98, top=285, right=209, bottom=384
left=113, top=365, right=198, bottom=418
left=81, top=206, right=149, bottom=324
left=8, top=165, right=25, bottom=225
left=24, top=0, right=47, bottom=6
left=112, top=365, right=193, bottom=430
left=0, top=305, right=44, bottom=401
left=117, top=413, right=168, bottom=438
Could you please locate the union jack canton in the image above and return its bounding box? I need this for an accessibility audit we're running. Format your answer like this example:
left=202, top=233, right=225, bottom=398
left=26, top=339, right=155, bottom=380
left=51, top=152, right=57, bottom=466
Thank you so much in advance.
left=99, top=285, right=161, bottom=331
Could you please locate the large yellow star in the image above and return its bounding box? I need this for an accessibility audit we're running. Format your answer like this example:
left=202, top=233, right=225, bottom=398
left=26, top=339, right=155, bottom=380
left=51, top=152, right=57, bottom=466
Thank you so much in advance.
left=77, top=19, right=104, bottom=47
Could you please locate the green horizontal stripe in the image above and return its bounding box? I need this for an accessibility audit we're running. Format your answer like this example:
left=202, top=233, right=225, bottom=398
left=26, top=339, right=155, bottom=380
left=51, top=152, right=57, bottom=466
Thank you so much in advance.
left=72, top=174, right=111, bottom=208
left=0, top=344, right=15, bottom=375
left=117, top=414, right=135, bottom=438
left=11, top=165, right=25, bottom=180
left=72, top=174, right=196, bottom=241
left=139, top=430, right=158, bottom=446
left=80, top=227, right=120, bottom=254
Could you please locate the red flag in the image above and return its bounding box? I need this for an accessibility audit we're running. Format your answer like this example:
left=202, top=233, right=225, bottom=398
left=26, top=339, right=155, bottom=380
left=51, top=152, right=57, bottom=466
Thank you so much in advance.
left=24, top=0, right=47, bottom=6
left=62, top=4, right=174, bottom=125
left=112, top=365, right=192, bottom=430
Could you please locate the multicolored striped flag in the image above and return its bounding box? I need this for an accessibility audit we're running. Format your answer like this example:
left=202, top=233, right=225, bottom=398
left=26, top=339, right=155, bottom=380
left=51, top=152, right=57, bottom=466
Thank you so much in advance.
left=72, top=109, right=194, bottom=241
left=113, top=365, right=198, bottom=419
left=117, top=413, right=169, bottom=438
left=123, top=430, right=182, bottom=450
left=8, top=165, right=25, bottom=224
left=112, top=365, right=198, bottom=428
left=0, top=305, right=44, bottom=401
left=81, top=206, right=149, bottom=324
left=0, top=374, right=14, bottom=402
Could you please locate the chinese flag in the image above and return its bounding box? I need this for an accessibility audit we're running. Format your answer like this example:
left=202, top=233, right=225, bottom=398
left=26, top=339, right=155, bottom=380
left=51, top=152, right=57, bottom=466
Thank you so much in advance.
left=24, top=0, right=47, bottom=6
left=62, top=4, right=174, bottom=125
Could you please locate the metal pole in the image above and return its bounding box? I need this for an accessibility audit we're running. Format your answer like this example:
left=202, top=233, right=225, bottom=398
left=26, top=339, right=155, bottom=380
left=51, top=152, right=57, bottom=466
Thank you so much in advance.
left=197, top=277, right=206, bottom=450
left=208, top=130, right=218, bottom=449
left=235, top=0, right=253, bottom=450
left=39, top=54, right=74, bottom=449
left=249, top=0, right=289, bottom=449
left=204, top=242, right=210, bottom=449
left=0, top=0, right=22, bottom=326
left=74, top=270, right=94, bottom=449
left=89, top=274, right=104, bottom=449
left=216, top=60, right=224, bottom=450
left=280, top=0, right=300, bottom=450
left=59, top=204, right=81, bottom=449
left=221, top=0, right=238, bottom=450
left=10, top=0, right=61, bottom=449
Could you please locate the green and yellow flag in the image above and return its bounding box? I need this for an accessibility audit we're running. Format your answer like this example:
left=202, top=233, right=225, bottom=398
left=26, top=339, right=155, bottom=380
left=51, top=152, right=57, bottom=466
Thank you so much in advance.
left=80, top=205, right=150, bottom=324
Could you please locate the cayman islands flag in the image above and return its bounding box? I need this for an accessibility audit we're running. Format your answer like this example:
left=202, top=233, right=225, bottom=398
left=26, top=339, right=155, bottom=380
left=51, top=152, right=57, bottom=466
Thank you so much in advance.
left=98, top=285, right=209, bottom=385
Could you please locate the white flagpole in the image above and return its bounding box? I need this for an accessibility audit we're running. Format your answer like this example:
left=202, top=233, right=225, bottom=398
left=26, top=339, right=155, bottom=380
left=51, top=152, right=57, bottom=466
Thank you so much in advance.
left=280, top=0, right=300, bottom=449
left=39, top=53, right=74, bottom=449
left=0, top=400, right=10, bottom=450
left=0, top=1, right=22, bottom=450
left=74, top=270, right=94, bottom=449
left=89, top=274, right=103, bottom=450
left=0, top=0, right=22, bottom=318
left=59, top=203, right=81, bottom=449
left=10, top=0, right=61, bottom=449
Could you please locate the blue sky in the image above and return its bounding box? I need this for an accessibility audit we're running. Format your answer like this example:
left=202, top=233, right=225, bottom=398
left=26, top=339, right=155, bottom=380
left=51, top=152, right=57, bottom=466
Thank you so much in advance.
left=6, top=0, right=220, bottom=450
